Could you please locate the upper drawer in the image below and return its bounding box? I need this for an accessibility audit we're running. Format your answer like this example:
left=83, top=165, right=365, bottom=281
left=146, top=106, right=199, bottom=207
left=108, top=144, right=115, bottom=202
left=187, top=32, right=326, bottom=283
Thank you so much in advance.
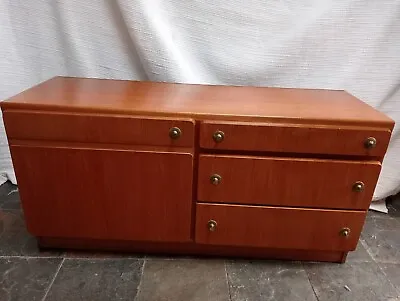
left=198, top=154, right=381, bottom=210
left=200, top=121, right=391, bottom=157
left=3, top=111, right=195, bottom=148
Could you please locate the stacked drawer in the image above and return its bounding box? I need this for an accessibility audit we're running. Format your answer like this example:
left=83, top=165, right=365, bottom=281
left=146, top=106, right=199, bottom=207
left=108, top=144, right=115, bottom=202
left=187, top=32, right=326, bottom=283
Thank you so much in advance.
left=195, top=121, right=390, bottom=251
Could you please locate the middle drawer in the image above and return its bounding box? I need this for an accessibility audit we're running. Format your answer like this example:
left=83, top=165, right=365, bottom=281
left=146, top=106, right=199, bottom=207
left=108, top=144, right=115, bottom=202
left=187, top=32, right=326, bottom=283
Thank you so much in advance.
left=197, top=154, right=381, bottom=210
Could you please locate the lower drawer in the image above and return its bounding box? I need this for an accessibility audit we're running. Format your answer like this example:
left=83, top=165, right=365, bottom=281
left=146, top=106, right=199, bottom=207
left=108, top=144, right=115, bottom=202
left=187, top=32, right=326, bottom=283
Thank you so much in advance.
left=195, top=203, right=366, bottom=251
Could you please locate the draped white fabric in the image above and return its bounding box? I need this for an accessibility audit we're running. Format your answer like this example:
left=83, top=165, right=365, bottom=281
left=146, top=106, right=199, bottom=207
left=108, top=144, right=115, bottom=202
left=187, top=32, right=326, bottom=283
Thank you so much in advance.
left=1, top=0, right=399, bottom=200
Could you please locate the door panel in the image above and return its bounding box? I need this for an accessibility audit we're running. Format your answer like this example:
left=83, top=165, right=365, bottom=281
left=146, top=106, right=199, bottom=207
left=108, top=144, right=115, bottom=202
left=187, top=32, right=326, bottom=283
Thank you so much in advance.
left=11, top=145, right=193, bottom=242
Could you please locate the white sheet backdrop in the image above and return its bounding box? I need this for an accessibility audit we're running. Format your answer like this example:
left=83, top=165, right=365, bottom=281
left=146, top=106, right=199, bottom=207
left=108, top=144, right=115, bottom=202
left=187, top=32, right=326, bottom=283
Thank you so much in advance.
left=0, top=0, right=399, bottom=200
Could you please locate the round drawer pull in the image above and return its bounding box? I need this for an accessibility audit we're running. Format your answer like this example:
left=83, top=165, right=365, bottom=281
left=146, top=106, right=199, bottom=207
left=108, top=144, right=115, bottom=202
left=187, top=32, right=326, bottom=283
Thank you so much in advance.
left=208, top=220, right=217, bottom=232
left=339, top=227, right=351, bottom=237
left=169, top=127, right=182, bottom=139
left=213, top=130, right=225, bottom=143
left=364, top=137, right=377, bottom=149
left=353, top=181, right=365, bottom=192
left=210, top=174, right=222, bottom=185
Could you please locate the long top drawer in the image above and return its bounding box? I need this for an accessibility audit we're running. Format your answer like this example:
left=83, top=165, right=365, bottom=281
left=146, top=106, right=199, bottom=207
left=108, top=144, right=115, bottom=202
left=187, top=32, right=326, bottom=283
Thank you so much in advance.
left=3, top=111, right=195, bottom=148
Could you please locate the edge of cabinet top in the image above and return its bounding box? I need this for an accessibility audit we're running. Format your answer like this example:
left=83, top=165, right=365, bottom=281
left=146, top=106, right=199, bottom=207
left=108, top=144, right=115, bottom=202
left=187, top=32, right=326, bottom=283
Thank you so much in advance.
left=1, top=76, right=394, bottom=129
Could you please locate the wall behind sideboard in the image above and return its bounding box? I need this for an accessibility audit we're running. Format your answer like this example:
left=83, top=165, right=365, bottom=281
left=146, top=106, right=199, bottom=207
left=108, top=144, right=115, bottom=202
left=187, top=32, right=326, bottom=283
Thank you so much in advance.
left=0, top=0, right=399, bottom=200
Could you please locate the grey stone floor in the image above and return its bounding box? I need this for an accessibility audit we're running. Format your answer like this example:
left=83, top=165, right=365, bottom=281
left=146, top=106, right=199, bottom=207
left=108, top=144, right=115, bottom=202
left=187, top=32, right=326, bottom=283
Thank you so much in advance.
left=0, top=181, right=399, bottom=301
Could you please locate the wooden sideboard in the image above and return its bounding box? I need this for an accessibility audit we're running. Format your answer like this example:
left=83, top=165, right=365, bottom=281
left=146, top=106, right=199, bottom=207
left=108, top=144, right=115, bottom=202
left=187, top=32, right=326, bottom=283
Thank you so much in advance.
left=1, top=77, right=394, bottom=262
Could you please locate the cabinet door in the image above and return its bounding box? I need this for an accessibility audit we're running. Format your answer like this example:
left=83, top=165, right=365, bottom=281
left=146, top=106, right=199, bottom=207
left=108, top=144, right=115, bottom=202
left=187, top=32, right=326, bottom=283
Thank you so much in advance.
left=11, top=145, right=193, bottom=243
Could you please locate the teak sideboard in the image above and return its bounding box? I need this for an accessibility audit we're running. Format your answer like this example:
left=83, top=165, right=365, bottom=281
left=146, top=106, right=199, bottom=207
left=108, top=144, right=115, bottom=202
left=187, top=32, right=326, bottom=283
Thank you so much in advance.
left=1, top=77, right=394, bottom=262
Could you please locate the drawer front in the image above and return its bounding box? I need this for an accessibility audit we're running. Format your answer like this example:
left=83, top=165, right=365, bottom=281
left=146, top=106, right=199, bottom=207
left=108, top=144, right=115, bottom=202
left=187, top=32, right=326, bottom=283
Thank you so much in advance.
left=200, top=121, right=391, bottom=157
left=198, top=155, right=381, bottom=210
left=3, top=111, right=195, bottom=147
left=195, top=203, right=366, bottom=251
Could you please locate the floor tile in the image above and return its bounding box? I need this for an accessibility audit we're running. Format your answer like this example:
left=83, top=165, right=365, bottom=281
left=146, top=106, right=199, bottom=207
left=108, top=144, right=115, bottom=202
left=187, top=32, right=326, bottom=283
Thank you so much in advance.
left=379, top=263, right=400, bottom=296
left=387, top=194, right=400, bottom=218
left=0, top=209, right=62, bottom=257
left=0, top=181, right=20, bottom=210
left=305, top=262, right=399, bottom=301
left=345, top=240, right=373, bottom=263
left=44, top=258, right=143, bottom=301
left=144, top=254, right=200, bottom=261
left=367, top=210, right=392, bottom=220
left=226, top=260, right=317, bottom=301
left=136, top=259, right=229, bottom=301
left=0, top=257, right=62, bottom=301
left=65, top=250, right=143, bottom=259
left=363, top=215, right=400, bottom=232
left=361, top=216, right=400, bottom=263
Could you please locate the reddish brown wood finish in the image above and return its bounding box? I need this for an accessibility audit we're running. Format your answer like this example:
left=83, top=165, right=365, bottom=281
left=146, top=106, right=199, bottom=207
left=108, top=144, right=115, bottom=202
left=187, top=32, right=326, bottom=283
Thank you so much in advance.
left=11, top=145, right=193, bottom=242
left=1, top=77, right=394, bottom=263
left=37, top=237, right=347, bottom=263
left=200, top=121, right=391, bottom=157
left=198, top=155, right=381, bottom=209
left=1, top=77, right=394, bottom=128
left=3, top=111, right=195, bottom=148
left=8, top=140, right=192, bottom=154
left=195, top=203, right=366, bottom=251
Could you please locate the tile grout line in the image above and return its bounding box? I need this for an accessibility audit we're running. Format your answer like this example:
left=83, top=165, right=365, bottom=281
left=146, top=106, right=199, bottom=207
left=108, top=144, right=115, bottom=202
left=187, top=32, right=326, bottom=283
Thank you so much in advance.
left=373, top=259, right=400, bottom=298
left=361, top=217, right=399, bottom=264
left=41, top=257, right=65, bottom=301
left=142, top=256, right=201, bottom=261
left=133, top=258, right=147, bottom=301
left=0, top=255, right=144, bottom=260
left=62, top=255, right=143, bottom=260
left=359, top=238, right=378, bottom=264
left=224, top=261, right=233, bottom=301
left=302, top=263, right=320, bottom=301
left=0, top=255, right=61, bottom=259
left=377, top=266, right=400, bottom=298
left=360, top=217, right=400, bottom=297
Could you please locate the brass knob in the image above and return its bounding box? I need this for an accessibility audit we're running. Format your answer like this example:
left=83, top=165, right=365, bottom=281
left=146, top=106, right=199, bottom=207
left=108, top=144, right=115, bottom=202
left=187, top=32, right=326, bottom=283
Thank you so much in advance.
left=169, top=127, right=182, bottom=139
left=339, top=227, right=350, bottom=237
left=208, top=220, right=217, bottom=232
left=353, top=181, right=365, bottom=192
left=210, top=174, right=222, bottom=185
left=364, top=137, right=377, bottom=149
left=213, top=130, right=225, bottom=143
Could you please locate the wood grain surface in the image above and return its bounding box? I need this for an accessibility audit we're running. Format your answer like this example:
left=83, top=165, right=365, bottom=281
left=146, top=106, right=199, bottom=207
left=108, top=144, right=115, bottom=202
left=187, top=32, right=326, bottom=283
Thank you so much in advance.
left=1, top=77, right=394, bottom=263
left=3, top=111, right=195, bottom=148
left=200, top=120, right=391, bottom=157
left=11, top=145, right=194, bottom=243
left=195, top=203, right=366, bottom=251
left=1, top=77, right=394, bottom=128
left=198, top=154, right=381, bottom=209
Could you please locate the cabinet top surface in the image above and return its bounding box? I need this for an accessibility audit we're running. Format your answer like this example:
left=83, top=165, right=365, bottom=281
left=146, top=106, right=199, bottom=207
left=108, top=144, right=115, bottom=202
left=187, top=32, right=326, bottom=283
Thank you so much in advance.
left=1, top=77, right=393, bottom=128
